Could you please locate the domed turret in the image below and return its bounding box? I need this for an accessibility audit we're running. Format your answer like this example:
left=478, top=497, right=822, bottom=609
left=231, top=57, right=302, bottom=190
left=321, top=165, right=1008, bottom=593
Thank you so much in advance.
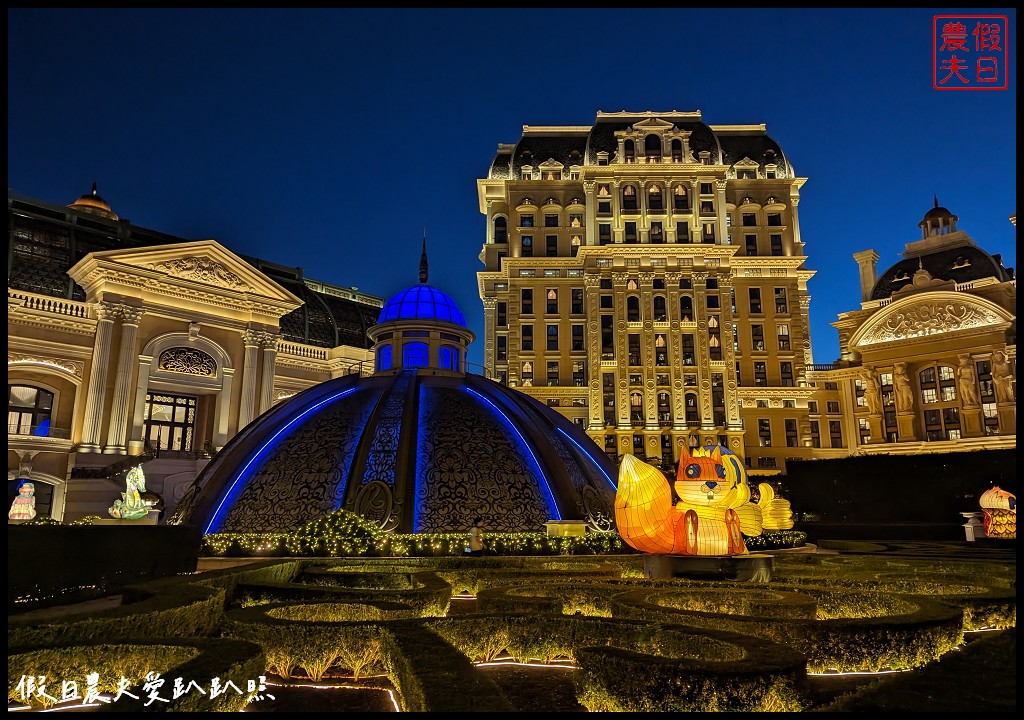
left=918, top=195, right=958, bottom=238
left=67, top=182, right=118, bottom=221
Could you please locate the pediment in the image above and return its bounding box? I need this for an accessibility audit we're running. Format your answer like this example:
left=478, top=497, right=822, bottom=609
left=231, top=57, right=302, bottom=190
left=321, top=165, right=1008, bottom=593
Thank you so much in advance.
left=850, top=291, right=1012, bottom=347
left=68, top=239, right=302, bottom=305
left=733, top=156, right=760, bottom=168
left=538, top=157, right=564, bottom=170
left=629, top=118, right=677, bottom=131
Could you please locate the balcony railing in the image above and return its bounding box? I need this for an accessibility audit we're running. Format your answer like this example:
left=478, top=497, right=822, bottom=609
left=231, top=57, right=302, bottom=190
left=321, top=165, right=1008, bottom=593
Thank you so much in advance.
left=8, top=423, right=72, bottom=439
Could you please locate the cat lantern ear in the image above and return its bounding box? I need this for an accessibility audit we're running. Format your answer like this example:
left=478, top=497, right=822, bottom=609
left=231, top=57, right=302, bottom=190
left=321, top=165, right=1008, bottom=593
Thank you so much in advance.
left=678, top=445, right=692, bottom=464
left=710, top=445, right=723, bottom=462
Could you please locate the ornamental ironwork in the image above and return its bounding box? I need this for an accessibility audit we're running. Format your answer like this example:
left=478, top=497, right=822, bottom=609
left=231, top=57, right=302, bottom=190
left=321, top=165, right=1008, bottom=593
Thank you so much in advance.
left=157, top=347, right=217, bottom=377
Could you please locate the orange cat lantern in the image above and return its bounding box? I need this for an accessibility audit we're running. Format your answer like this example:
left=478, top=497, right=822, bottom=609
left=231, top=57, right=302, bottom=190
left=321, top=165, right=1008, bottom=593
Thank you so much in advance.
left=615, top=446, right=793, bottom=556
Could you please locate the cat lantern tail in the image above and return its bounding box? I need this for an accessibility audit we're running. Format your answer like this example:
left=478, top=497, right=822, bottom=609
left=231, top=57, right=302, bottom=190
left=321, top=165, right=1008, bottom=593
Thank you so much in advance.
left=614, top=453, right=677, bottom=554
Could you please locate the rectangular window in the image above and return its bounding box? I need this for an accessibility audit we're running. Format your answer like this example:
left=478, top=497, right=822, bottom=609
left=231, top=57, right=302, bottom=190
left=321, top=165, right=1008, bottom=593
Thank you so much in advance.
left=519, top=214, right=535, bottom=227
left=702, top=222, right=715, bottom=242
left=758, top=418, right=772, bottom=447
left=598, top=224, right=612, bottom=244
left=547, top=361, right=559, bottom=386
left=780, top=362, right=794, bottom=387
left=757, top=456, right=778, bottom=469
left=808, top=401, right=818, bottom=413
left=521, top=325, right=533, bottom=352
left=546, top=324, right=559, bottom=351
left=776, top=323, right=791, bottom=351
left=521, top=235, right=533, bottom=257
left=546, top=235, right=558, bottom=257
left=628, top=334, right=641, bottom=366
left=754, top=362, right=767, bottom=386
left=770, top=234, right=783, bottom=256
left=700, top=200, right=715, bottom=214
left=601, top=315, right=614, bottom=356
left=745, top=234, right=758, bottom=255
left=859, top=417, right=871, bottom=444
left=521, top=288, right=533, bottom=314
left=496, top=335, right=507, bottom=362
left=682, top=334, right=696, bottom=366
left=774, top=287, right=788, bottom=314
left=497, top=302, right=507, bottom=327
left=544, top=213, right=559, bottom=228
left=700, top=182, right=713, bottom=195
left=571, top=288, right=584, bottom=314
left=829, top=420, right=843, bottom=448
left=749, top=288, right=762, bottom=313
left=571, top=324, right=584, bottom=352
left=810, top=420, right=821, bottom=448
left=600, top=294, right=613, bottom=309
left=742, top=213, right=757, bottom=227
left=572, top=360, right=586, bottom=386
left=707, top=293, right=720, bottom=309
left=143, top=393, right=198, bottom=452
left=767, top=213, right=782, bottom=227
left=676, top=222, right=690, bottom=243
left=827, top=401, right=840, bottom=413
left=546, top=288, right=558, bottom=314
left=521, top=361, right=534, bottom=385
left=624, top=222, right=638, bottom=243
left=751, top=324, right=765, bottom=351
left=650, top=221, right=664, bottom=243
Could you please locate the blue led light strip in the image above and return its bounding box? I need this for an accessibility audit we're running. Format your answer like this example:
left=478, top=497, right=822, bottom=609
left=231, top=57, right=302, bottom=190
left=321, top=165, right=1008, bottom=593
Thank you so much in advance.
left=557, top=428, right=618, bottom=491
left=464, top=387, right=561, bottom=520
left=205, top=388, right=357, bottom=533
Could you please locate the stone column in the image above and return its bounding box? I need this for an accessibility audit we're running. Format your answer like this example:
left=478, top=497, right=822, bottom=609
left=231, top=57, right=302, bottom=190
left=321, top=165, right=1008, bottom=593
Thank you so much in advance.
left=584, top=275, right=603, bottom=430
left=105, top=306, right=144, bottom=454
left=237, top=329, right=262, bottom=430
left=128, top=355, right=154, bottom=455
left=79, top=303, right=117, bottom=452
left=257, top=333, right=279, bottom=416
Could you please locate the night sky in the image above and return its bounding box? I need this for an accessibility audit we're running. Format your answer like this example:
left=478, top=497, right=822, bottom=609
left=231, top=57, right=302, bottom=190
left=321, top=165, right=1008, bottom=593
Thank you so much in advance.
left=8, top=8, right=1017, bottom=369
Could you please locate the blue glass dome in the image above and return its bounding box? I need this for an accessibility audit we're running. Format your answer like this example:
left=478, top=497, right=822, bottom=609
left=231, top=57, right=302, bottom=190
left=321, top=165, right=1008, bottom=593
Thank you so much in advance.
left=379, top=284, right=466, bottom=327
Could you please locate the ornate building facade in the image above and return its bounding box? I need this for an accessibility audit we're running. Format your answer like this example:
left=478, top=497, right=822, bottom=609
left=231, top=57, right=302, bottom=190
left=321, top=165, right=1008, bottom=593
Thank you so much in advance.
left=8, top=186, right=381, bottom=521
left=476, top=111, right=1016, bottom=475
left=806, top=201, right=1016, bottom=457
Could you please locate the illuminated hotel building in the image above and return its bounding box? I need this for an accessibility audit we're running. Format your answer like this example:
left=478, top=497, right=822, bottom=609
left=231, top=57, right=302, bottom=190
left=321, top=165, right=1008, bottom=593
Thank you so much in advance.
left=476, top=111, right=1015, bottom=474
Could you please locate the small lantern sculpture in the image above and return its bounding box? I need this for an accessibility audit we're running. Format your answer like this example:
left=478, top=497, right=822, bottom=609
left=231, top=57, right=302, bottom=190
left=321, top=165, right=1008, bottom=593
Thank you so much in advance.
left=9, top=481, right=37, bottom=521
left=979, top=486, right=1016, bottom=540
left=109, top=465, right=150, bottom=520
left=615, top=446, right=793, bottom=556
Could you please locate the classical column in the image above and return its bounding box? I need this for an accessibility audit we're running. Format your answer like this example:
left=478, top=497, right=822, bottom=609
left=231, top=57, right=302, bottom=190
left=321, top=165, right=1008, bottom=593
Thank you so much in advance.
left=78, top=303, right=117, bottom=452
left=238, top=329, right=262, bottom=430
left=128, top=355, right=154, bottom=455
left=257, top=333, right=279, bottom=416
left=105, top=306, right=144, bottom=454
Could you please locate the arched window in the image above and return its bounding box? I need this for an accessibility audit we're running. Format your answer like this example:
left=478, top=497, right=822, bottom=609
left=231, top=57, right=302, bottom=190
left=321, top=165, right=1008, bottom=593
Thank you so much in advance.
left=671, top=139, right=684, bottom=162
left=8, top=385, right=54, bottom=436
left=627, top=296, right=641, bottom=322
left=623, top=139, right=636, bottom=163
left=644, top=134, right=662, bottom=162
left=679, top=296, right=693, bottom=321
left=493, top=216, right=508, bottom=243
left=674, top=184, right=689, bottom=211
left=377, top=344, right=393, bottom=372
left=622, top=184, right=638, bottom=210
left=653, top=295, right=667, bottom=322
left=648, top=184, right=663, bottom=210
left=403, top=342, right=429, bottom=368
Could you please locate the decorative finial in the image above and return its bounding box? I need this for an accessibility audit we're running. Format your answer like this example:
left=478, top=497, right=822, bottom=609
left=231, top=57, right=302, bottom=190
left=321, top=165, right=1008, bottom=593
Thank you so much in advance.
left=419, top=232, right=429, bottom=284
left=918, top=256, right=924, bottom=270
left=92, top=181, right=98, bottom=195
left=933, top=194, right=939, bottom=209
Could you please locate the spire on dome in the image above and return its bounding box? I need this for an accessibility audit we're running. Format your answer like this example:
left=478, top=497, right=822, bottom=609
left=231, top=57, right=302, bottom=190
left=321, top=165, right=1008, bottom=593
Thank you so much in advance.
left=419, top=232, right=429, bottom=284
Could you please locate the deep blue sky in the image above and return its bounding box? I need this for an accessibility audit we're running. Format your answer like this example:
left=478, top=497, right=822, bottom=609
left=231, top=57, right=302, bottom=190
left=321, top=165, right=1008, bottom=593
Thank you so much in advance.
left=8, top=9, right=1016, bottom=368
